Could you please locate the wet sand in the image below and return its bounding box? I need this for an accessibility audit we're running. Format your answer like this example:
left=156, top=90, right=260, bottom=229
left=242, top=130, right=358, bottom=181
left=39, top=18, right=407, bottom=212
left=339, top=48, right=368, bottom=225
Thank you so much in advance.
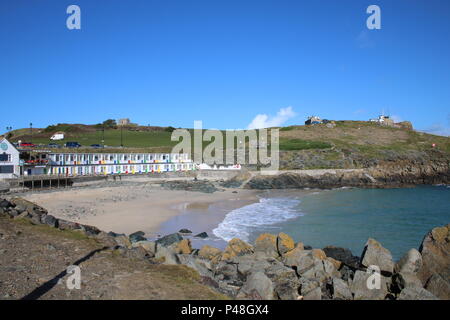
left=23, top=183, right=260, bottom=237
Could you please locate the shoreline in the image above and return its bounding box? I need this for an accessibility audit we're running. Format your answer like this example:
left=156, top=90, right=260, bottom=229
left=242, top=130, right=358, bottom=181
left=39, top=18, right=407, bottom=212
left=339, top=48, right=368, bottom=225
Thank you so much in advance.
left=20, top=181, right=261, bottom=236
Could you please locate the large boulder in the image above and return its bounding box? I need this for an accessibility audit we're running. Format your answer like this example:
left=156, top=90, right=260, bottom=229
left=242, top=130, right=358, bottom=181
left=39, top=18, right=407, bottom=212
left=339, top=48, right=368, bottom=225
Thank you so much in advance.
left=155, top=233, right=183, bottom=247
left=395, top=248, right=422, bottom=274
left=254, top=234, right=279, bottom=258
left=332, top=278, right=353, bottom=300
left=129, top=231, right=146, bottom=243
left=41, top=214, right=58, bottom=228
left=132, top=241, right=156, bottom=256
left=277, top=232, right=295, bottom=255
left=424, top=274, right=450, bottom=300
left=221, top=238, right=254, bottom=261
left=177, top=254, right=214, bottom=279
left=398, top=287, right=438, bottom=300
left=155, top=244, right=179, bottom=265
left=360, top=238, right=394, bottom=275
left=417, top=224, right=450, bottom=286
left=174, top=239, right=192, bottom=254
left=113, top=234, right=132, bottom=249
left=282, top=247, right=314, bottom=274
left=198, top=245, right=222, bottom=263
left=303, top=286, right=322, bottom=300
left=392, top=272, right=423, bottom=291
left=350, top=270, right=389, bottom=300
left=264, top=261, right=300, bottom=300
left=322, top=245, right=360, bottom=269
left=237, top=271, right=275, bottom=300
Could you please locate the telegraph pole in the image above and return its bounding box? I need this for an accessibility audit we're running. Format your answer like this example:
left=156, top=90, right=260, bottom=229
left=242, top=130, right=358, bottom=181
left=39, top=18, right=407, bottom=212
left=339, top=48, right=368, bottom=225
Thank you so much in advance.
left=120, top=125, right=123, bottom=147
left=29, top=122, right=33, bottom=144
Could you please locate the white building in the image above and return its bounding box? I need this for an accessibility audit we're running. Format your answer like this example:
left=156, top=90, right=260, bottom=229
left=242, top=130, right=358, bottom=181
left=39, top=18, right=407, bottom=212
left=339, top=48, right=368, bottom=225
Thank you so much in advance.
left=0, top=138, right=21, bottom=179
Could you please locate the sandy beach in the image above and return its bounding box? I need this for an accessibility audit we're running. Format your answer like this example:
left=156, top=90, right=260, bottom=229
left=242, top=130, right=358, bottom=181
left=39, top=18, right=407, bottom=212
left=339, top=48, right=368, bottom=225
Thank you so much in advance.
left=22, top=181, right=260, bottom=237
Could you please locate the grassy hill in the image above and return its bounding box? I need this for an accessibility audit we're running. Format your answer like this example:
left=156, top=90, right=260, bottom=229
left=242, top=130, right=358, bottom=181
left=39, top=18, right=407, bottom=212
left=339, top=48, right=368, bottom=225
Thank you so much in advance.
left=3, top=121, right=449, bottom=169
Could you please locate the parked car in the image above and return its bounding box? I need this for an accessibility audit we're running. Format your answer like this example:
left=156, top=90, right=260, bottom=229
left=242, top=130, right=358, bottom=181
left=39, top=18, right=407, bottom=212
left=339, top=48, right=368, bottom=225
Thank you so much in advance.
left=90, top=144, right=102, bottom=148
left=48, top=143, right=61, bottom=148
left=65, top=141, right=81, bottom=148
left=20, top=142, right=36, bottom=147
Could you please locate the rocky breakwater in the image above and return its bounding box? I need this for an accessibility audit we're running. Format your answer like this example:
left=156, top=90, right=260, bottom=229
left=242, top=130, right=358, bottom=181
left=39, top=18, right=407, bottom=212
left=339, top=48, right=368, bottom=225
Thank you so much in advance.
left=1, top=197, right=448, bottom=300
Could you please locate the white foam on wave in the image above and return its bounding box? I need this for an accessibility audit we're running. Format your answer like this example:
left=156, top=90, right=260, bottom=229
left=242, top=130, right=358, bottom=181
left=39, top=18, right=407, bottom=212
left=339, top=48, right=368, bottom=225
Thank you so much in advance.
left=212, top=197, right=302, bottom=242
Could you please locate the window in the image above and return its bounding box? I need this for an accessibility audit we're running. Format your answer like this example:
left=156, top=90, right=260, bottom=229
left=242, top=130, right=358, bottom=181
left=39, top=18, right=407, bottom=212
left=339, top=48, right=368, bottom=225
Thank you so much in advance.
left=0, top=153, right=10, bottom=162
left=0, top=165, right=13, bottom=173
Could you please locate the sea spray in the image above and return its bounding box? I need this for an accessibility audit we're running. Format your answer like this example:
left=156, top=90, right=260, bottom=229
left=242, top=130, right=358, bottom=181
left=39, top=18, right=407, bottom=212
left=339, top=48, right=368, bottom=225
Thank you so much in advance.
left=212, top=197, right=303, bottom=242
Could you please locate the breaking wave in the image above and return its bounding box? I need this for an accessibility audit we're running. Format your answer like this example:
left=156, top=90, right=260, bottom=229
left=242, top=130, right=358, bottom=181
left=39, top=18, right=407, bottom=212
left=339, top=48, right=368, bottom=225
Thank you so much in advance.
left=212, top=197, right=302, bottom=242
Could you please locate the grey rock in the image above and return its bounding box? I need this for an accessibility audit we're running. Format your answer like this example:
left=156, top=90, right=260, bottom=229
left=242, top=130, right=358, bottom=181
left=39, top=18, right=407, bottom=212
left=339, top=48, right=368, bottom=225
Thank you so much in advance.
left=398, top=287, right=439, bottom=300
left=178, top=229, right=192, bottom=234
left=424, top=274, right=450, bottom=300
left=237, top=271, right=275, bottom=300
left=350, top=270, right=388, bottom=300
left=129, top=231, right=146, bottom=243
left=155, top=233, right=183, bottom=247
left=323, top=245, right=360, bottom=269
left=332, top=278, right=353, bottom=300
left=155, top=244, right=179, bottom=265
left=177, top=254, right=214, bottom=278
left=282, top=248, right=315, bottom=274
left=395, top=248, right=422, bottom=274
left=132, top=241, right=156, bottom=256
left=393, top=272, right=423, bottom=291
left=194, top=232, right=208, bottom=239
left=303, top=286, right=322, bottom=300
left=42, top=215, right=58, bottom=228
left=360, top=238, right=394, bottom=275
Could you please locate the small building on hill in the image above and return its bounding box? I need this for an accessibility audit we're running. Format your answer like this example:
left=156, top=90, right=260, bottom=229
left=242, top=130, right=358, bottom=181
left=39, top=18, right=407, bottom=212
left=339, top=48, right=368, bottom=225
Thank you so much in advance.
left=305, top=116, right=323, bottom=125
left=118, top=118, right=130, bottom=126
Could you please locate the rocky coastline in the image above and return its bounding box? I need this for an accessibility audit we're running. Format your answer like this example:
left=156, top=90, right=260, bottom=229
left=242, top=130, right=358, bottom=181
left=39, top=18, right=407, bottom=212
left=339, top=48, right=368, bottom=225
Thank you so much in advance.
left=0, top=196, right=448, bottom=300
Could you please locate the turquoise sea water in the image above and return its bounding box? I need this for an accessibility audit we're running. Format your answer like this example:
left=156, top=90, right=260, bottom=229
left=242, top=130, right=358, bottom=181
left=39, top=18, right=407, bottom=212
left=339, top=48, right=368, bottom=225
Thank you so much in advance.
left=213, top=186, right=450, bottom=260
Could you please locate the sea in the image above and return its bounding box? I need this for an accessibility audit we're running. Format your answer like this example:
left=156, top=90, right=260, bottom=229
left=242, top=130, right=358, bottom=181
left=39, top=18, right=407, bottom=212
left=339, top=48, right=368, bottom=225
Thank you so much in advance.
left=212, top=185, right=450, bottom=260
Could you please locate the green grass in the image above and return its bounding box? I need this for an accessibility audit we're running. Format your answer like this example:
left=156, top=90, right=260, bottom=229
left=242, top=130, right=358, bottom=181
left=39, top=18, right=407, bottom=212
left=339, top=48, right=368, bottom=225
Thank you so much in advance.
left=279, top=138, right=332, bottom=151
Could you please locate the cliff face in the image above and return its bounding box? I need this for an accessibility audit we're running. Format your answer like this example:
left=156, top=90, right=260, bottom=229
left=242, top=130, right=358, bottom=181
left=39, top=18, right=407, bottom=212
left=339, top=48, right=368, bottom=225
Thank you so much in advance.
left=245, top=158, right=450, bottom=189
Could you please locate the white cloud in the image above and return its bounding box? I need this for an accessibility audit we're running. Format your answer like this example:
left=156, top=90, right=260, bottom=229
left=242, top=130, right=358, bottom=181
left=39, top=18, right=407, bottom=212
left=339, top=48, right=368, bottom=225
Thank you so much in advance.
left=247, top=106, right=296, bottom=129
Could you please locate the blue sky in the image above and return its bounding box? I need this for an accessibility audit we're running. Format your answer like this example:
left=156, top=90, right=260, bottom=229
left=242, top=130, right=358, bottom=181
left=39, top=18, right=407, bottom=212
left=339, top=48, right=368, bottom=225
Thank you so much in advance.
left=1, top=0, right=449, bottom=135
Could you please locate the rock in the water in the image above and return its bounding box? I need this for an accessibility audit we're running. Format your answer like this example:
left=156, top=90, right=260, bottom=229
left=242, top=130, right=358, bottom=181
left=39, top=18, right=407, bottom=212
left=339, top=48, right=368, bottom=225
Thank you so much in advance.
left=155, top=233, right=183, bottom=247
left=417, top=224, right=450, bottom=286
left=322, top=245, right=360, bottom=269
left=398, top=287, right=439, bottom=300
left=194, top=232, right=208, bottom=239
left=332, top=278, right=353, bottom=300
left=360, top=238, right=394, bottom=275
left=350, top=270, right=388, bottom=300
left=424, top=274, right=450, bottom=300
left=395, top=248, right=423, bottom=274
left=221, top=238, right=254, bottom=261
left=129, top=231, right=146, bottom=243
left=277, top=232, right=295, bottom=256
left=237, top=271, right=275, bottom=300
left=178, top=229, right=192, bottom=234
left=254, top=233, right=279, bottom=258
